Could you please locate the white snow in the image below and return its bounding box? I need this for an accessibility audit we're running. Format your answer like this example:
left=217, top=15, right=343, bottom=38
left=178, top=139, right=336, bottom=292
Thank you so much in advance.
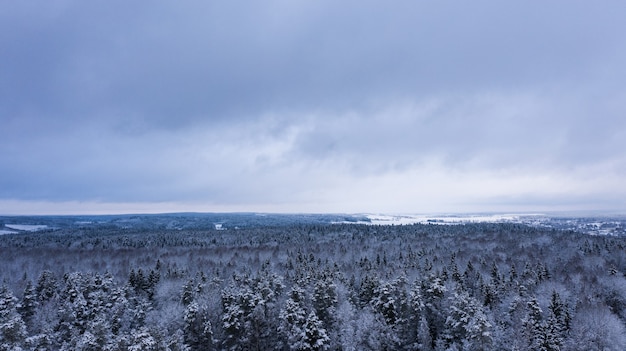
left=337, top=213, right=545, bottom=226
left=5, top=224, right=49, bottom=231
left=0, top=229, right=18, bottom=235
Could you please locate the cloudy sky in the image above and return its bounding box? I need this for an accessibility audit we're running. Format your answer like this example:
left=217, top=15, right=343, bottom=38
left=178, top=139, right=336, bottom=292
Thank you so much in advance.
left=2, top=1, right=626, bottom=215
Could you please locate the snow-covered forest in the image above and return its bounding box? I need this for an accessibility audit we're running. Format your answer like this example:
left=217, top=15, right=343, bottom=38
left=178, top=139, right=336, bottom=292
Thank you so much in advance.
left=1, top=220, right=626, bottom=350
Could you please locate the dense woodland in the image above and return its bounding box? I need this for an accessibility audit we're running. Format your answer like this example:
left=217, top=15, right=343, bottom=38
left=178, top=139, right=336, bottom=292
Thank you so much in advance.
left=1, top=222, right=626, bottom=350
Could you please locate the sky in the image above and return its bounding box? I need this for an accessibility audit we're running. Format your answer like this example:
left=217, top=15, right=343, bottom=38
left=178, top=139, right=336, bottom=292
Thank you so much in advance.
left=2, top=1, right=626, bottom=215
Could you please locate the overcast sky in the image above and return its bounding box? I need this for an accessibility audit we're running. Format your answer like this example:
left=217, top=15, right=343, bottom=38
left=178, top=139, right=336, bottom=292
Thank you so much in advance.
left=2, top=1, right=626, bottom=215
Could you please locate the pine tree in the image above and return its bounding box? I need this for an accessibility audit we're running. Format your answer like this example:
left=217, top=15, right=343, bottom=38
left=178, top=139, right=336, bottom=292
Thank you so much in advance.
left=463, top=261, right=477, bottom=292
left=523, top=296, right=546, bottom=351
left=123, top=293, right=152, bottom=332
left=371, top=276, right=413, bottom=348
left=109, top=286, right=130, bottom=336
left=358, top=274, right=379, bottom=307
left=279, top=287, right=308, bottom=350
left=135, top=269, right=146, bottom=292
left=482, top=280, right=498, bottom=308
left=509, top=264, right=518, bottom=284
left=543, top=315, right=563, bottom=351
left=129, top=269, right=137, bottom=289
left=0, top=285, right=28, bottom=351
left=18, top=280, right=38, bottom=328
left=146, top=269, right=160, bottom=299
left=302, top=311, right=330, bottom=351
left=221, top=299, right=245, bottom=351
left=490, top=262, right=500, bottom=285
left=417, top=316, right=432, bottom=351
left=86, top=316, right=114, bottom=351
left=128, top=327, right=158, bottom=351
left=166, top=329, right=191, bottom=351
left=312, top=277, right=338, bottom=329
left=422, top=274, right=447, bottom=348
left=442, top=288, right=492, bottom=350
left=502, top=295, right=526, bottom=351
left=451, top=263, right=463, bottom=286
left=181, top=279, right=196, bottom=306
left=547, top=291, right=567, bottom=334
left=406, top=282, right=426, bottom=349
left=373, top=281, right=397, bottom=325
left=220, top=284, right=268, bottom=351
left=184, top=302, right=214, bottom=351
left=464, top=307, right=492, bottom=351
left=56, top=280, right=90, bottom=348
left=35, top=270, right=58, bottom=302
left=544, top=291, right=567, bottom=351
left=25, top=333, right=54, bottom=350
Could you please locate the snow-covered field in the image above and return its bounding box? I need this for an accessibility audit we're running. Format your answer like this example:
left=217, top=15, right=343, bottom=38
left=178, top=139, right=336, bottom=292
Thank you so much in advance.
left=5, top=224, right=49, bottom=231
left=0, top=229, right=18, bottom=235
left=337, top=213, right=544, bottom=226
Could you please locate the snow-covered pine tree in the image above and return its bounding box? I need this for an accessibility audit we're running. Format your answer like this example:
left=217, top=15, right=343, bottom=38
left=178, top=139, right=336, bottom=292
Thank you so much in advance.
left=17, top=280, right=37, bottom=328
left=279, top=286, right=308, bottom=350
left=422, top=273, right=447, bottom=348
left=181, top=279, right=196, bottom=306
left=35, top=270, right=57, bottom=303
left=0, top=285, right=28, bottom=351
left=128, top=327, right=159, bottom=351
left=312, top=277, right=338, bottom=330
left=442, top=288, right=492, bottom=350
left=522, top=296, right=546, bottom=351
left=183, top=301, right=214, bottom=351
left=220, top=283, right=269, bottom=351
left=358, top=274, right=380, bottom=307
left=301, top=311, right=330, bottom=351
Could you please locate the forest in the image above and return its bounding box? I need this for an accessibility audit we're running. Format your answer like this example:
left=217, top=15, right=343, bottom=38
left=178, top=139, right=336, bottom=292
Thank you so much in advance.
left=1, top=219, right=626, bottom=350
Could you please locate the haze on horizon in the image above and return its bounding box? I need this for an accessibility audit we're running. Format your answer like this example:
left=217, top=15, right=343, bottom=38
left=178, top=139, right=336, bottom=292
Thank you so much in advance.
left=2, top=1, right=626, bottom=216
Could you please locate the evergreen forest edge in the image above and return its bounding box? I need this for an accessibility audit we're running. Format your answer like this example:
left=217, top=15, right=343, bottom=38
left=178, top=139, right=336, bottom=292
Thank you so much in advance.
left=1, top=220, right=626, bottom=350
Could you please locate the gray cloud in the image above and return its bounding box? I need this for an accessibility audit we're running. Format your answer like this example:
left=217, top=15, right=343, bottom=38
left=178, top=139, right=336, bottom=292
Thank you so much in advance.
left=4, top=1, right=624, bottom=124
left=1, top=1, right=626, bottom=213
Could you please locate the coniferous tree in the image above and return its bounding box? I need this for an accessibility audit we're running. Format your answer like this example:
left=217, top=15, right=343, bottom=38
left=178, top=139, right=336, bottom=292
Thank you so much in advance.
left=358, top=274, right=379, bottom=307
left=522, top=296, right=545, bottom=351
left=35, top=270, right=57, bottom=303
left=220, top=282, right=270, bottom=351
left=221, top=296, right=246, bottom=351
left=422, top=273, right=447, bottom=348
left=373, top=281, right=398, bottom=326
left=407, top=282, right=427, bottom=350
left=18, top=280, right=38, bottom=328
left=128, top=327, right=159, bottom=351
left=442, top=288, right=492, bottom=350
left=312, top=277, right=338, bottom=330
left=183, top=302, right=214, bottom=351
left=279, top=286, right=308, bottom=350
left=0, top=286, right=27, bottom=351
left=301, top=311, right=330, bottom=351
left=181, top=279, right=196, bottom=306
left=547, top=291, right=567, bottom=334
left=2, top=218, right=626, bottom=350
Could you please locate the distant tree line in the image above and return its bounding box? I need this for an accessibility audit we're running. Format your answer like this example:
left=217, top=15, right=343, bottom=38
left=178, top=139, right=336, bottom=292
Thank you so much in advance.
left=1, top=223, right=625, bottom=350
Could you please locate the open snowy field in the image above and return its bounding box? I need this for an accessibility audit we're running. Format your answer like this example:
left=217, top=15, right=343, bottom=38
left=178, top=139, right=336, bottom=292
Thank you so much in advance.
left=4, top=224, right=49, bottom=231
left=337, top=213, right=544, bottom=226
